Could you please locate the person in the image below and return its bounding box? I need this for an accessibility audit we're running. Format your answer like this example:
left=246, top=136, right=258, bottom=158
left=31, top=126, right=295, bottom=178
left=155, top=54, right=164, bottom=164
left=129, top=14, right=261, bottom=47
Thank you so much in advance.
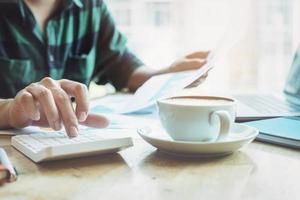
left=0, top=0, right=209, bottom=137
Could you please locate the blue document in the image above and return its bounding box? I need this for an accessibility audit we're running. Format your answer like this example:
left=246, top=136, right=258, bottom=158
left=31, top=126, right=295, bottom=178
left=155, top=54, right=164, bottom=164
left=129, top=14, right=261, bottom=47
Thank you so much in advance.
left=244, top=117, right=300, bottom=148
left=245, top=117, right=300, bottom=140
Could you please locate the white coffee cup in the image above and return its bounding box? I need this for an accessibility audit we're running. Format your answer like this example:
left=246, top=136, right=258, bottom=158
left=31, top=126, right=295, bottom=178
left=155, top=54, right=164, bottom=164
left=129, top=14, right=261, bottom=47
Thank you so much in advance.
left=157, top=96, right=236, bottom=142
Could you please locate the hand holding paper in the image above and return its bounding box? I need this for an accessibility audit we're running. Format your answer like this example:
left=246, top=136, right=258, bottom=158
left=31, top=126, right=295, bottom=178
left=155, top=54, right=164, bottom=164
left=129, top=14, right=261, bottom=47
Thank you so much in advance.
left=116, top=28, right=242, bottom=114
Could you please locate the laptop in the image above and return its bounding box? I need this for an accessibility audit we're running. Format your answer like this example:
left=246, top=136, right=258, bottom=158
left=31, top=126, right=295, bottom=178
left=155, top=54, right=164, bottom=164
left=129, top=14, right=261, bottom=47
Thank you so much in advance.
left=234, top=47, right=300, bottom=121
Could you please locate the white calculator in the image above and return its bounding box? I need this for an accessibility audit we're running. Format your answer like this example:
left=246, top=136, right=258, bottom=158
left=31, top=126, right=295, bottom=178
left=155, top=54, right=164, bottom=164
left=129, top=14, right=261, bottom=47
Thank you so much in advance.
left=11, top=129, right=133, bottom=163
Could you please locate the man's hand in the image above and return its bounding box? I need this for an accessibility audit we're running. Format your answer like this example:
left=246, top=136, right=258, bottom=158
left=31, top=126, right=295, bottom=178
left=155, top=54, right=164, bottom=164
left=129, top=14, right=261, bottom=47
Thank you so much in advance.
left=128, top=51, right=210, bottom=92
left=168, top=51, right=209, bottom=73
left=7, top=77, right=109, bottom=137
left=168, top=51, right=210, bottom=88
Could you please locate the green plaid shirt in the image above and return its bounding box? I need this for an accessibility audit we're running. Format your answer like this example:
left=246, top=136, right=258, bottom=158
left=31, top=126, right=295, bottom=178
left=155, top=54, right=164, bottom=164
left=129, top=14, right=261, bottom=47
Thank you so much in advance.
left=0, top=0, right=143, bottom=98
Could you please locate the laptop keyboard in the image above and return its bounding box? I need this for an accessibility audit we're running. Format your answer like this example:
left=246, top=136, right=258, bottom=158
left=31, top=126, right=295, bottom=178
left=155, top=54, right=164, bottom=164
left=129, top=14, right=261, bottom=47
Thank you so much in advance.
left=234, top=94, right=300, bottom=114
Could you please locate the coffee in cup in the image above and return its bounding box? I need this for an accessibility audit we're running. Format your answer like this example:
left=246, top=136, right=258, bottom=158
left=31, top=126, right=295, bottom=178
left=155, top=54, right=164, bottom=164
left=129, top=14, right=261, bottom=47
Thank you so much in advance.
left=157, top=96, right=236, bottom=142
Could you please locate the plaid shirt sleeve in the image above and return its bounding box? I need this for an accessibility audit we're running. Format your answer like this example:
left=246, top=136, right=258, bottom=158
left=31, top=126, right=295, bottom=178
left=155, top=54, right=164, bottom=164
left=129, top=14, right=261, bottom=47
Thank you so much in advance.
left=93, top=1, right=144, bottom=90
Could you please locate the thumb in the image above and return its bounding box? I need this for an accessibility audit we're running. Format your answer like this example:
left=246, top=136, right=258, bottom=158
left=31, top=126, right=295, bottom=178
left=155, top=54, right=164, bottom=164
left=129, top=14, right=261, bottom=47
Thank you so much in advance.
left=185, top=51, right=210, bottom=59
left=79, top=113, right=109, bottom=128
left=184, top=58, right=207, bottom=70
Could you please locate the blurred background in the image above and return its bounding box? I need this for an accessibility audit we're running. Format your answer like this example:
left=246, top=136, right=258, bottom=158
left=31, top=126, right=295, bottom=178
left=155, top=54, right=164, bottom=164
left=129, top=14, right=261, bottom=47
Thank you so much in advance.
left=102, top=0, right=300, bottom=93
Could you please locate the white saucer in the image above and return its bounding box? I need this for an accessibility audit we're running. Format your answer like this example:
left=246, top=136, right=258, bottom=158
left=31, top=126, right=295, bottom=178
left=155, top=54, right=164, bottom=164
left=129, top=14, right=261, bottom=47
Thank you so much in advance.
left=137, top=123, right=258, bottom=157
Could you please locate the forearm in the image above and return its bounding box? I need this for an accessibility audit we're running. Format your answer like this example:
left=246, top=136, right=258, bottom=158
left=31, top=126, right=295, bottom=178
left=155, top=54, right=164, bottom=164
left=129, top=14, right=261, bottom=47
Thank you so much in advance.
left=127, top=65, right=170, bottom=92
left=0, top=99, right=13, bottom=129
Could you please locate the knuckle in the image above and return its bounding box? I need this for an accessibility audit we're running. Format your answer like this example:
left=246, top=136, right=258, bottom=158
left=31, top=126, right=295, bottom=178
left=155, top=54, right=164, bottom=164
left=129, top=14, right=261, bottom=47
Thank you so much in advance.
left=26, top=83, right=38, bottom=90
left=55, top=92, right=69, bottom=104
left=50, top=87, right=61, bottom=94
left=16, top=88, right=26, bottom=96
left=20, top=92, right=32, bottom=102
left=58, top=79, right=68, bottom=85
left=75, top=83, right=88, bottom=93
left=37, top=87, right=51, bottom=98
left=40, top=77, right=55, bottom=85
left=60, top=79, right=68, bottom=83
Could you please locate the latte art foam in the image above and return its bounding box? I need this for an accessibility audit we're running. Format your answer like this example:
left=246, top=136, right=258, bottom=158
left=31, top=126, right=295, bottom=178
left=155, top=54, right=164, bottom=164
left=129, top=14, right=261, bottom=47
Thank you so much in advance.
left=161, top=98, right=232, bottom=106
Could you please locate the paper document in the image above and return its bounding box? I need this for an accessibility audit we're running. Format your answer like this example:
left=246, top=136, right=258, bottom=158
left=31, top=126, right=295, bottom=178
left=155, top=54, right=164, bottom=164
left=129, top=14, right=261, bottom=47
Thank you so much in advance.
left=118, top=69, right=211, bottom=114
left=117, top=31, right=241, bottom=114
left=244, top=117, right=300, bottom=140
left=0, top=113, right=160, bottom=137
left=0, top=127, right=41, bottom=136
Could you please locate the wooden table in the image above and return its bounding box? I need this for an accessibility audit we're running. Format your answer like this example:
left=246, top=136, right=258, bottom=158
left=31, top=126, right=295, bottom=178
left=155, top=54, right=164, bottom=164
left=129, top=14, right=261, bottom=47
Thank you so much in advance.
left=1, top=134, right=300, bottom=200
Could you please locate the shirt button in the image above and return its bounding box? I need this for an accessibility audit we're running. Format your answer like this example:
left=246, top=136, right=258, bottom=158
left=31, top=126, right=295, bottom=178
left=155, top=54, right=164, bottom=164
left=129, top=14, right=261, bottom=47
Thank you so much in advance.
left=49, top=54, right=54, bottom=62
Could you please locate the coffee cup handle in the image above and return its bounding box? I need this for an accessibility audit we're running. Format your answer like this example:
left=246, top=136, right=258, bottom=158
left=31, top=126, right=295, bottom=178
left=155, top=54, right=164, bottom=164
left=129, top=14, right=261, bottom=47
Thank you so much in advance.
left=210, top=110, right=231, bottom=141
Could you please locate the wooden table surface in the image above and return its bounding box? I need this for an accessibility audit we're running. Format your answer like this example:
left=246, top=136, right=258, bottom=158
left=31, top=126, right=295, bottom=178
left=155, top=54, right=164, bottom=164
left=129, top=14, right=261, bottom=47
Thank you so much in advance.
left=1, top=134, right=300, bottom=200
